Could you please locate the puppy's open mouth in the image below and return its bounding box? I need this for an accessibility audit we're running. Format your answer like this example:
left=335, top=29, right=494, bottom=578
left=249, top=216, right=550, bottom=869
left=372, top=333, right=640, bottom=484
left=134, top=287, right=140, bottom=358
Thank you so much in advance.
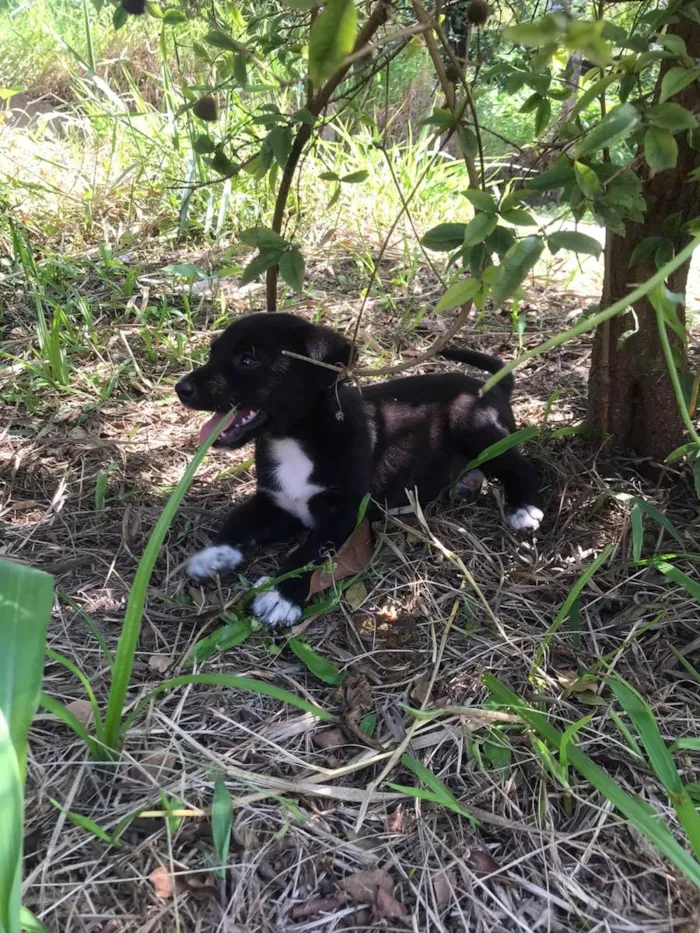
left=199, top=407, right=267, bottom=447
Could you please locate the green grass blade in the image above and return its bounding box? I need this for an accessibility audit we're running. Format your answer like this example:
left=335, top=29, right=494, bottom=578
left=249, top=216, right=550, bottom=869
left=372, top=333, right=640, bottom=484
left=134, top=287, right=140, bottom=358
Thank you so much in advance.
left=120, top=673, right=335, bottom=735
left=656, top=561, right=700, bottom=602
left=400, top=754, right=478, bottom=824
left=609, top=676, right=700, bottom=860
left=0, top=560, right=54, bottom=775
left=39, top=692, right=100, bottom=759
left=48, top=798, right=119, bottom=847
left=630, top=503, right=643, bottom=562
left=465, top=426, right=538, bottom=472
left=532, top=545, right=613, bottom=674
left=288, top=638, right=346, bottom=685
left=184, top=618, right=252, bottom=667
left=19, top=907, right=46, bottom=933
left=0, top=709, right=22, bottom=933
left=45, top=649, right=104, bottom=739
left=103, top=417, right=232, bottom=751
left=484, top=675, right=700, bottom=886
left=211, top=780, right=233, bottom=879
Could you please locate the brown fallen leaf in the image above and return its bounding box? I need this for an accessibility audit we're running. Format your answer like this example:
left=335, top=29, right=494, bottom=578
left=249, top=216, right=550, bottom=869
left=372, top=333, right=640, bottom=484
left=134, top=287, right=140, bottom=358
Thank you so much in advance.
left=148, top=654, right=172, bottom=674
left=290, top=894, right=349, bottom=919
left=137, top=750, right=177, bottom=782
left=309, top=520, right=373, bottom=596
left=376, top=884, right=407, bottom=919
left=556, top=669, right=600, bottom=694
left=312, top=728, right=347, bottom=751
left=466, top=848, right=501, bottom=878
left=150, top=866, right=174, bottom=898
left=341, top=868, right=394, bottom=904
left=410, top=670, right=432, bottom=705
left=345, top=580, right=368, bottom=609
left=432, top=868, right=456, bottom=906
left=387, top=805, right=406, bottom=834
left=181, top=875, right=218, bottom=900
left=340, top=671, right=379, bottom=747
left=65, top=698, right=94, bottom=726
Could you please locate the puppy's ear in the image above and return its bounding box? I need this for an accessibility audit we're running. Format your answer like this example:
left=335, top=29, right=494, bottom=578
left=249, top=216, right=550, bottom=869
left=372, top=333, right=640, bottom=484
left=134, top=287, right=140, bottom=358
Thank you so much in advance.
left=306, top=326, right=355, bottom=375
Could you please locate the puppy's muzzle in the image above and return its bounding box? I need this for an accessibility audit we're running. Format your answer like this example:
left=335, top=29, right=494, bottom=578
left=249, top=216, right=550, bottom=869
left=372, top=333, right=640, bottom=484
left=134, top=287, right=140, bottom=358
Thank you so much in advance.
left=176, top=376, right=197, bottom=405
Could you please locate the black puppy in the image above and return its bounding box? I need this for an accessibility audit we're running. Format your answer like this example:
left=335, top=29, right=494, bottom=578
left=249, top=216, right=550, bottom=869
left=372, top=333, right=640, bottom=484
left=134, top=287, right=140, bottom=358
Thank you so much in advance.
left=176, top=312, right=542, bottom=627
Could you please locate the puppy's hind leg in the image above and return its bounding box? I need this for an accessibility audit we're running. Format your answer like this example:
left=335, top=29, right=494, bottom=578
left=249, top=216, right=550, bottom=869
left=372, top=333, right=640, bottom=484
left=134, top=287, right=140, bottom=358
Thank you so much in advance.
left=459, top=425, right=543, bottom=533
left=187, top=492, right=304, bottom=581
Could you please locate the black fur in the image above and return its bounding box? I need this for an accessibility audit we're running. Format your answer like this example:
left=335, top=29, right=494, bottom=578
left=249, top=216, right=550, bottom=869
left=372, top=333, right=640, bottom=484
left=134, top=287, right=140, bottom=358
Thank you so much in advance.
left=176, top=312, right=542, bottom=626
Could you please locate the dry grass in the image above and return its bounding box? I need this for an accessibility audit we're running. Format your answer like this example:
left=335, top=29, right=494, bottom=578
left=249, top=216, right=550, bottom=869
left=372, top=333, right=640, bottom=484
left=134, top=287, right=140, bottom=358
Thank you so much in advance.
left=3, top=239, right=700, bottom=932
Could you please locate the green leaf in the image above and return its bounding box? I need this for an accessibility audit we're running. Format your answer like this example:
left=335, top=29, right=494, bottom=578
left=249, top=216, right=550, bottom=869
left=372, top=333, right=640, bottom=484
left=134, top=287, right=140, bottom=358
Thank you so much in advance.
left=663, top=211, right=684, bottom=237
left=435, top=279, right=481, bottom=313
left=239, top=227, right=288, bottom=249
left=340, top=169, right=369, bottom=183
left=184, top=618, right=252, bottom=667
left=113, top=5, right=128, bottom=29
left=292, top=108, right=316, bottom=125
left=574, top=160, right=601, bottom=198
left=457, top=126, right=477, bottom=160
left=629, top=236, right=666, bottom=268
left=463, top=189, right=498, bottom=214
left=548, top=230, right=602, bottom=257
left=575, top=103, right=640, bottom=158
left=504, top=13, right=564, bottom=47
left=162, top=8, right=186, bottom=24
left=535, top=98, right=551, bottom=136
left=192, top=134, right=215, bottom=154
left=644, top=127, right=678, bottom=172
left=319, top=170, right=340, bottom=181
left=211, top=780, right=233, bottom=879
left=491, top=236, right=544, bottom=308
left=463, top=213, right=498, bottom=248
left=233, top=53, right=248, bottom=88
left=240, top=249, right=283, bottom=285
left=204, top=30, right=249, bottom=54
left=282, top=0, right=318, bottom=7
left=647, top=103, right=698, bottom=133
left=519, top=92, right=542, bottom=115
left=288, top=638, right=345, bottom=685
left=308, top=0, right=357, bottom=88
left=526, top=158, right=575, bottom=192
left=421, top=223, right=466, bottom=252
left=660, top=66, right=700, bottom=103
left=568, top=73, right=620, bottom=122
left=500, top=209, right=536, bottom=226
left=268, top=126, right=293, bottom=169
left=630, top=503, right=644, bottom=562
left=279, top=248, right=305, bottom=292
left=146, top=3, right=163, bottom=17
left=485, top=675, right=700, bottom=887
left=486, top=225, right=516, bottom=256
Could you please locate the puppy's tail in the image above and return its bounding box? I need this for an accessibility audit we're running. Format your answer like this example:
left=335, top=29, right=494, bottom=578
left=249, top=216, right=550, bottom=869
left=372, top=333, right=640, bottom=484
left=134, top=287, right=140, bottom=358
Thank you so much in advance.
left=439, top=346, right=514, bottom=396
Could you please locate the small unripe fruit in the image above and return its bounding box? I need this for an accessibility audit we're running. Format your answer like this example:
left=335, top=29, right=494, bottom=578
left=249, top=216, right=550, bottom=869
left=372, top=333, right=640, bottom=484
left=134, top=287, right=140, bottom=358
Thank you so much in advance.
left=467, top=0, right=489, bottom=26
left=193, top=95, right=218, bottom=122
left=122, top=0, right=146, bottom=14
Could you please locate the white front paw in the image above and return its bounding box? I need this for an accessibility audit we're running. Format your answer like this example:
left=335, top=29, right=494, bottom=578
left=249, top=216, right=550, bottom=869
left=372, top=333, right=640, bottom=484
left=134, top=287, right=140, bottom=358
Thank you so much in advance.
left=187, top=545, right=243, bottom=581
left=252, top=576, right=303, bottom=628
left=508, top=505, right=543, bottom=533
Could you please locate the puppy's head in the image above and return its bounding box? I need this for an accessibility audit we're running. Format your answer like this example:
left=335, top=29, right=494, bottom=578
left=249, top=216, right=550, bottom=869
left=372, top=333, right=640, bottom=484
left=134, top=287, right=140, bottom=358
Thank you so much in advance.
left=176, top=312, right=353, bottom=449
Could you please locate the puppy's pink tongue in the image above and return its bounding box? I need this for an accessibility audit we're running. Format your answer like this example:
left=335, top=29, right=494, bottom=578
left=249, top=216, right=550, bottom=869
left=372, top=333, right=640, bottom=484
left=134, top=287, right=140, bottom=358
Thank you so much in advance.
left=199, top=412, right=236, bottom=444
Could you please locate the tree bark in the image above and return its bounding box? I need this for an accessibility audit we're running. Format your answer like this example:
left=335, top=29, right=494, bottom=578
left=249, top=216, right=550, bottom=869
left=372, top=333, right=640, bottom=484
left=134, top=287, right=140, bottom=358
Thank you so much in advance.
left=588, top=15, right=700, bottom=463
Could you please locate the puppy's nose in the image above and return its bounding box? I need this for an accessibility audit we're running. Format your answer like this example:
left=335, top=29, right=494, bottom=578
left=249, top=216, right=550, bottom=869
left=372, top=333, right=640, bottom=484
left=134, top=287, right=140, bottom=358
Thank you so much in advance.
left=176, top=376, right=196, bottom=403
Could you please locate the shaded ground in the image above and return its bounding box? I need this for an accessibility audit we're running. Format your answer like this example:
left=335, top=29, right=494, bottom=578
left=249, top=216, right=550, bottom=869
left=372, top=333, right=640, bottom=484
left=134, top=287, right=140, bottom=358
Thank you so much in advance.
left=3, top=244, right=700, bottom=932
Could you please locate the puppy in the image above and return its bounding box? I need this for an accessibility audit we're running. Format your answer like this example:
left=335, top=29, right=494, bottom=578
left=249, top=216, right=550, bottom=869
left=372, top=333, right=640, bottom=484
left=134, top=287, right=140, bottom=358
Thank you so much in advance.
left=176, top=312, right=542, bottom=627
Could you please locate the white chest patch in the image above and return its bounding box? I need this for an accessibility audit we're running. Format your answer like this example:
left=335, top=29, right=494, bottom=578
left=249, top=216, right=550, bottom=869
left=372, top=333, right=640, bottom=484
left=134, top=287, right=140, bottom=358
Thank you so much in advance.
left=265, top=438, right=325, bottom=528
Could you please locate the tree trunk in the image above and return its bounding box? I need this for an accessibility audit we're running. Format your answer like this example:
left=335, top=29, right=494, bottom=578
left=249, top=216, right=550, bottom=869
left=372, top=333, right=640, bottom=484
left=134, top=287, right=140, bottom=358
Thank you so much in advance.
left=588, top=16, right=700, bottom=463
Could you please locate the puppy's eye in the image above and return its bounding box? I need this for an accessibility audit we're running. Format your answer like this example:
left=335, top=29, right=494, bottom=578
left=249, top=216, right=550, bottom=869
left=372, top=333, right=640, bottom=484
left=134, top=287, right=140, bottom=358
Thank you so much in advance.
left=236, top=350, right=259, bottom=368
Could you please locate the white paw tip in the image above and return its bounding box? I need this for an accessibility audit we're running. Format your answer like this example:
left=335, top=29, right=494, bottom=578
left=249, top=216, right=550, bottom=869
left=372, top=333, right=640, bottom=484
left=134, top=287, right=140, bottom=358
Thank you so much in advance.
left=187, top=545, right=243, bottom=581
left=508, top=505, right=543, bottom=533
left=252, top=577, right=302, bottom=628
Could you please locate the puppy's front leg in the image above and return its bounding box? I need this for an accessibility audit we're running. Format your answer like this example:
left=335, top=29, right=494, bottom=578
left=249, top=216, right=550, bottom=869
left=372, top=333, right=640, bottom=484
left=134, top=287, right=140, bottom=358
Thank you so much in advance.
left=252, top=496, right=358, bottom=628
left=187, top=492, right=304, bottom=581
